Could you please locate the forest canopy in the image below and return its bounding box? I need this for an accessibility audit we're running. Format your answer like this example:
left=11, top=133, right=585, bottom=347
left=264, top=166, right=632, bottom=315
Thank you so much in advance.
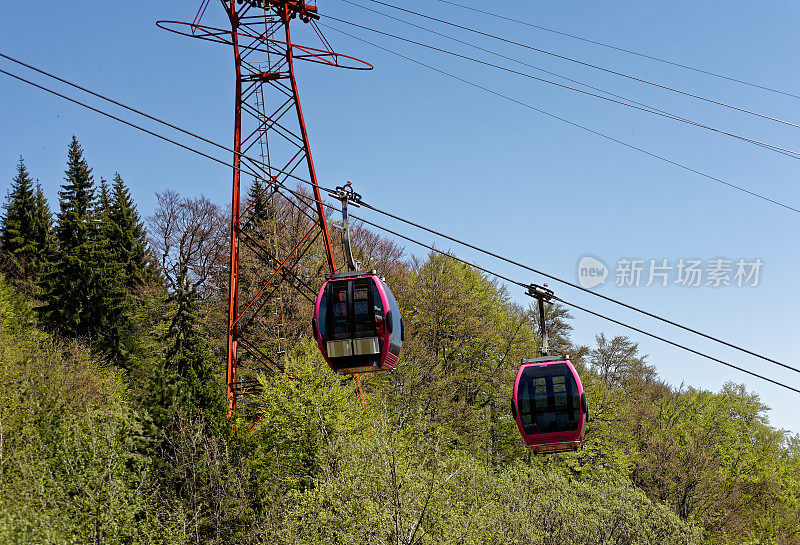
left=0, top=139, right=797, bottom=544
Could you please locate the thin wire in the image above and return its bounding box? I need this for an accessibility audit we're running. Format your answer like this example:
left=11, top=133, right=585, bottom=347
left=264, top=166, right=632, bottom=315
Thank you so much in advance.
left=0, top=52, right=263, bottom=179
left=4, top=48, right=798, bottom=214
left=192, top=0, right=212, bottom=28
left=0, top=64, right=321, bottom=239
left=3, top=60, right=798, bottom=379
left=0, top=67, right=251, bottom=177
left=0, top=51, right=340, bottom=195
left=319, top=24, right=800, bottom=214
left=436, top=0, right=800, bottom=102
left=336, top=207, right=800, bottom=395
left=334, top=0, right=685, bottom=120
left=552, top=296, right=800, bottom=395
left=321, top=16, right=800, bottom=160
left=359, top=0, right=800, bottom=131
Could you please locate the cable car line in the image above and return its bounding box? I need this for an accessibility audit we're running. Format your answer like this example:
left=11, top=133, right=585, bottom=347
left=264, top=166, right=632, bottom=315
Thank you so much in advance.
left=326, top=204, right=800, bottom=395
left=0, top=67, right=266, bottom=181
left=265, top=183, right=800, bottom=401
left=3, top=61, right=797, bottom=380
left=320, top=26, right=800, bottom=214
left=0, top=51, right=270, bottom=186
left=333, top=0, right=689, bottom=120
left=353, top=197, right=800, bottom=376
left=3, top=48, right=798, bottom=216
left=325, top=205, right=800, bottom=395
left=551, top=295, right=800, bottom=395
left=353, top=0, right=800, bottom=131
left=435, top=0, right=800, bottom=101
left=320, top=18, right=800, bottom=160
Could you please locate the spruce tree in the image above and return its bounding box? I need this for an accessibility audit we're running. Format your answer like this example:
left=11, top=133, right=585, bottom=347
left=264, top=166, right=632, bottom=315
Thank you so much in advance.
left=41, top=136, right=98, bottom=338
left=164, top=283, right=219, bottom=415
left=1, top=157, right=37, bottom=284
left=91, top=177, right=128, bottom=363
left=108, top=173, right=148, bottom=291
left=32, top=183, right=54, bottom=276
left=244, top=177, right=274, bottom=229
left=98, top=177, right=111, bottom=213
left=91, top=174, right=149, bottom=365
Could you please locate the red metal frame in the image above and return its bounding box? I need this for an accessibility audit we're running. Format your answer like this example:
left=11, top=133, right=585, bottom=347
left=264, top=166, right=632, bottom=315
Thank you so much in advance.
left=161, top=1, right=373, bottom=417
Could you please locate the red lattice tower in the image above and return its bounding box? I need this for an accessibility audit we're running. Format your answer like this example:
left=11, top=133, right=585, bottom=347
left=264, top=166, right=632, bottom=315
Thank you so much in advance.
left=159, top=1, right=372, bottom=417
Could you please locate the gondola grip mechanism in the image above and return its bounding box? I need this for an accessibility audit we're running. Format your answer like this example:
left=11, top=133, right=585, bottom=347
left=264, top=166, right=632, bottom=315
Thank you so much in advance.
left=526, top=283, right=555, bottom=357
left=329, top=181, right=362, bottom=272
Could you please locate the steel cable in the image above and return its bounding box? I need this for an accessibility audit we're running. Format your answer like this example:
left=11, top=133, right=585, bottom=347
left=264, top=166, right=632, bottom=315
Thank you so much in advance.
left=2, top=58, right=797, bottom=388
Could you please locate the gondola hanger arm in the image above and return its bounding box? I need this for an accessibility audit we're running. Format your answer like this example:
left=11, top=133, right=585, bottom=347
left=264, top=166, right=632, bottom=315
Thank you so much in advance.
left=526, top=283, right=555, bottom=357
left=329, top=180, right=363, bottom=271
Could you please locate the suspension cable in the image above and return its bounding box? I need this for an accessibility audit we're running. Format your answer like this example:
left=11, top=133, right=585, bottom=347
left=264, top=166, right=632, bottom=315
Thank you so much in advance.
left=337, top=204, right=800, bottom=394
left=2, top=59, right=797, bottom=382
left=321, top=15, right=800, bottom=159
left=3, top=48, right=797, bottom=215
left=318, top=25, right=800, bottom=214
left=352, top=0, right=800, bottom=130
left=335, top=0, right=687, bottom=120
left=320, top=16, right=800, bottom=159
left=435, top=0, right=800, bottom=101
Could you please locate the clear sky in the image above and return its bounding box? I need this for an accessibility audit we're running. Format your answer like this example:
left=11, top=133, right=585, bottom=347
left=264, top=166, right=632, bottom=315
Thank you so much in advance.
left=2, top=1, right=799, bottom=434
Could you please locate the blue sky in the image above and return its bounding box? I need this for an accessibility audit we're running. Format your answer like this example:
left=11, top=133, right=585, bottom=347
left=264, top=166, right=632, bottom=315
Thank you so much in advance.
left=2, top=1, right=799, bottom=433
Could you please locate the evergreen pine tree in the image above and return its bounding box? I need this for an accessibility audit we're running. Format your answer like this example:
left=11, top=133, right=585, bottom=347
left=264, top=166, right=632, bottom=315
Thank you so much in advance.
left=163, top=283, right=220, bottom=417
left=108, top=173, right=149, bottom=291
left=98, top=177, right=111, bottom=213
left=89, top=174, right=151, bottom=366
left=244, top=177, right=274, bottom=229
left=1, top=157, right=38, bottom=285
left=92, top=177, right=128, bottom=363
left=32, top=183, right=54, bottom=277
left=41, top=136, right=98, bottom=338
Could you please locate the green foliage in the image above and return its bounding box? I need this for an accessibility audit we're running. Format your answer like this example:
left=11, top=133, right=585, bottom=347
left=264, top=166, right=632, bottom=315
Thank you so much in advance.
left=152, top=411, right=275, bottom=544
left=1, top=157, right=52, bottom=290
left=632, top=384, right=800, bottom=543
left=136, top=286, right=224, bottom=457
left=164, top=287, right=222, bottom=416
left=384, top=252, right=537, bottom=463
left=0, top=272, right=34, bottom=331
left=279, top=432, right=701, bottom=545
left=249, top=340, right=366, bottom=493
left=40, top=136, right=99, bottom=338
left=3, top=162, right=800, bottom=545
left=0, top=276, right=169, bottom=543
